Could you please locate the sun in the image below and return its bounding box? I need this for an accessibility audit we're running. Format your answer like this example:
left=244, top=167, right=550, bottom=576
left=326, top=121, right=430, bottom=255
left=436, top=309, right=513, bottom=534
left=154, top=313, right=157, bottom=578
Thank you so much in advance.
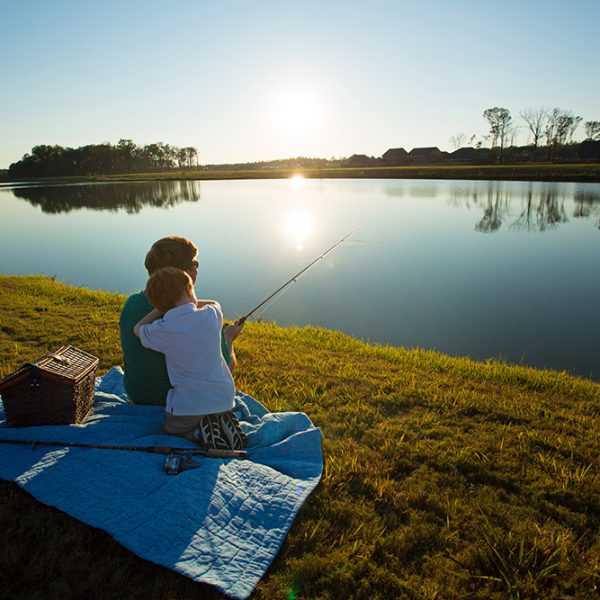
left=272, top=85, right=322, bottom=137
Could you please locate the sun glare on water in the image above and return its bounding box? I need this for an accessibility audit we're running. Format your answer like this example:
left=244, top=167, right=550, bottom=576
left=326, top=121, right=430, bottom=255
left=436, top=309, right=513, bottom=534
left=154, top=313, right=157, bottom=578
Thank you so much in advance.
left=283, top=211, right=313, bottom=250
left=289, top=174, right=305, bottom=189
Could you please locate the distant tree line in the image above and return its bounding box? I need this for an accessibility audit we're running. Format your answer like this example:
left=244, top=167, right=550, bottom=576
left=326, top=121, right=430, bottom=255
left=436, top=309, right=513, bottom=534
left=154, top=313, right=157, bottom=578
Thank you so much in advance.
left=452, top=106, right=600, bottom=163
left=8, top=140, right=199, bottom=178
left=200, top=156, right=346, bottom=171
left=8, top=105, right=600, bottom=179
left=349, top=106, right=600, bottom=168
left=7, top=141, right=349, bottom=178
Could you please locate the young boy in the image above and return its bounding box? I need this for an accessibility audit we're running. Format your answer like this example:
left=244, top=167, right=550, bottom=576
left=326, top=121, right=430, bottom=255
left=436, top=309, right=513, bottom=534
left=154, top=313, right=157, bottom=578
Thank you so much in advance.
left=120, top=236, right=242, bottom=406
left=133, top=266, right=247, bottom=450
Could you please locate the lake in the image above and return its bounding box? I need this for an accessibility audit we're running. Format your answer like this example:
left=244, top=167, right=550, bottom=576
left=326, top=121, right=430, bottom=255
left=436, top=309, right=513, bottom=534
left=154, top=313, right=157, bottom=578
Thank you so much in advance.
left=0, top=177, right=598, bottom=381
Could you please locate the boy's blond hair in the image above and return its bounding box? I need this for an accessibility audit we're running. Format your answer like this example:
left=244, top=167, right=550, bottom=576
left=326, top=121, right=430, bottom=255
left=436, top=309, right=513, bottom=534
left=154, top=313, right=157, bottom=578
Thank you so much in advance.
left=145, top=267, right=194, bottom=313
left=144, top=236, right=198, bottom=275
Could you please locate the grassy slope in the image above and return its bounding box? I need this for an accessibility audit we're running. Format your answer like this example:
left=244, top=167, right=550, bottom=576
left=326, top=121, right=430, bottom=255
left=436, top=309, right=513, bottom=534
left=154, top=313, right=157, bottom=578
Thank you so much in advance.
left=0, top=275, right=598, bottom=599
left=7, top=163, right=600, bottom=184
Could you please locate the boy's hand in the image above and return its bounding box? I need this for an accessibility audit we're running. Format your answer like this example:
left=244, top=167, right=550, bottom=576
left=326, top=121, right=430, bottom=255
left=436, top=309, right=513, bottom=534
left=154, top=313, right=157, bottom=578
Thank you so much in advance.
left=133, top=308, right=164, bottom=337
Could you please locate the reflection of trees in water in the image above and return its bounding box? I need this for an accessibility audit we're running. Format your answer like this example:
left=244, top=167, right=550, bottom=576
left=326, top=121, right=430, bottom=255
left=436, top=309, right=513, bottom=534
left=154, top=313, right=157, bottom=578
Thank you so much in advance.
left=12, top=181, right=201, bottom=214
left=383, top=186, right=405, bottom=197
left=573, top=186, right=600, bottom=220
left=408, top=184, right=438, bottom=198
left=384, top=183, right=438, bottom=198
left=448, top=184, right=477, bottom=209
left=448, top=181, right=600, bottom=233
left=475, top=183, right=510, bottom=233
left=511, top=187, right=568, bottom=232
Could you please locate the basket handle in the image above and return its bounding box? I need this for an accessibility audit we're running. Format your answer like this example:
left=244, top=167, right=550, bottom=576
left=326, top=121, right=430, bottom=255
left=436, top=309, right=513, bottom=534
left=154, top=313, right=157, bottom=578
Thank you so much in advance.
left=46, top=352, right=71, bottom=366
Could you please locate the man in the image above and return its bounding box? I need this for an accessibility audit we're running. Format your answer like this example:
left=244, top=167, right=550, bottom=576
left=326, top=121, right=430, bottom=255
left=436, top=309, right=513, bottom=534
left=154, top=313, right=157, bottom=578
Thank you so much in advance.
left=119, top=236, right=243, bottom=405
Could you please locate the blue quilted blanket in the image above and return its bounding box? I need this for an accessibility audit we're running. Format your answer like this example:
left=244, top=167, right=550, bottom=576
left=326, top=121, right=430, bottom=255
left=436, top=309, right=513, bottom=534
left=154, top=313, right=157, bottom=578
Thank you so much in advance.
left=0, top=367, right=323, bottom=599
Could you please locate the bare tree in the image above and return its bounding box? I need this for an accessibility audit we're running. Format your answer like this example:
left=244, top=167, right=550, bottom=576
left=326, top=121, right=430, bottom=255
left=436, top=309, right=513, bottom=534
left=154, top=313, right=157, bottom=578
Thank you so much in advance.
left=520, top=107, right=549, bottom=148
left=545, top=108, right=582, bottom=146
left=475, top=135, right=490, bottom=149
left=562, top=114, right=582, bottom=144
left=584, top=121, right=600, bottom=140
left=449, top=133, right=467, bottom=150
left=507, top=123, right=520, bottom=147
left=483, top=107, right=512, bottom=161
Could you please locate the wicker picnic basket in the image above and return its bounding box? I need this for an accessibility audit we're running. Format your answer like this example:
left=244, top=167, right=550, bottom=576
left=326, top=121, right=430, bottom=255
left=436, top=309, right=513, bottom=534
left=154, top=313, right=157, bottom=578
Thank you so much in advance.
left=0, top=345, right=99, bottom=427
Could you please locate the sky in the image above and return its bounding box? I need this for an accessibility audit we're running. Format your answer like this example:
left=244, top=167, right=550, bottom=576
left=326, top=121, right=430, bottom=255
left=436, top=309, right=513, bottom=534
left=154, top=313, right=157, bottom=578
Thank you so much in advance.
left=1, top=0, right=599, bottom=168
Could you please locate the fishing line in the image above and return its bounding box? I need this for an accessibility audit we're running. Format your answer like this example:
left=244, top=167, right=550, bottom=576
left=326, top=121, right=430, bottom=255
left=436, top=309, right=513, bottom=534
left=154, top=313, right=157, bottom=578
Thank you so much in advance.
left=252, top=254, right=330, bottom=321
left=251, top=238, right=366, bottom=320
left=238, top=230, right=356, bottom=323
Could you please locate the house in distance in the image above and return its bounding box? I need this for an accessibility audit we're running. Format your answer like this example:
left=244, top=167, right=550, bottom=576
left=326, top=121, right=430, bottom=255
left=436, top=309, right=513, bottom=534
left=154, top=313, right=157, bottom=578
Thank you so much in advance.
left=344, top=141, right=600, bottom=168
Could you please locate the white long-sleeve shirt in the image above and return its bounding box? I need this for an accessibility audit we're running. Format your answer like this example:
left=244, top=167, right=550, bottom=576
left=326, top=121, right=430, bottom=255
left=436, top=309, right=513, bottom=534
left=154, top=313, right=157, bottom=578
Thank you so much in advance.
left=139, top=303, right=235, bottom=416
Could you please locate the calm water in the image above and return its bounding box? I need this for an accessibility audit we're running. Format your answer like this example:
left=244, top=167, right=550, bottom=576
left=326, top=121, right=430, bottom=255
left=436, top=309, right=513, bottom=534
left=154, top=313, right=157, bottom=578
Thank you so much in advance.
left=1, top=178, right=599, bottom=380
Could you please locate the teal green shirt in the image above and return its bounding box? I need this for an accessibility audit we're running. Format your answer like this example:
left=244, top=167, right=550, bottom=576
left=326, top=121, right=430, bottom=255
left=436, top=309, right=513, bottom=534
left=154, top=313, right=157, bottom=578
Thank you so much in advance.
left=120, top=291, right=170, bottom=405
left=119, top=291, right=232, bottom=406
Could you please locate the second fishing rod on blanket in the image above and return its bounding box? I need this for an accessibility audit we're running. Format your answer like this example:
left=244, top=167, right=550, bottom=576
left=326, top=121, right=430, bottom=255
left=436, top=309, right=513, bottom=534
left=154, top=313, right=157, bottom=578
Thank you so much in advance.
left=237, top=229, right=356, bottom=324
left=0, top=439, right=246, bottom=475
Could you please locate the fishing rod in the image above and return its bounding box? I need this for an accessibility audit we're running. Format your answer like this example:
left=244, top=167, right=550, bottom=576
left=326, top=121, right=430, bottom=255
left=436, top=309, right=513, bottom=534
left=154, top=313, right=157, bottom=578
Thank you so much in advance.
left=0, top=438, right=247, bottom=459
left=238, top=229, right=356, bottom=324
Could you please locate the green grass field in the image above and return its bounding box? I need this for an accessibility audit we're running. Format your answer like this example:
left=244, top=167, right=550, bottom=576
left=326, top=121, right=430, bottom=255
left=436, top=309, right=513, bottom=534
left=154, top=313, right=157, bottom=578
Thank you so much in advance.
left=5, top=162, right=600, bottom=184
left=0, top=275, right=598, bottom=599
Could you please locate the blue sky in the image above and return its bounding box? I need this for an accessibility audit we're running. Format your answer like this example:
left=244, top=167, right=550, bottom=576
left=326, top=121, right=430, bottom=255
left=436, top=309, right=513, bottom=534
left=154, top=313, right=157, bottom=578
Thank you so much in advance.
left=1, top=0, right=599, bottom=168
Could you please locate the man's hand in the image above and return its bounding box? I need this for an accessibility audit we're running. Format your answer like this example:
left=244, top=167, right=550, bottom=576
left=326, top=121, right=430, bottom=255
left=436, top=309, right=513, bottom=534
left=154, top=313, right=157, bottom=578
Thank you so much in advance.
left=197, top=299, right=222, bottom=312
left=224, top=319, right=245, bottom=345
left=223, top=319, right=245, bottom=372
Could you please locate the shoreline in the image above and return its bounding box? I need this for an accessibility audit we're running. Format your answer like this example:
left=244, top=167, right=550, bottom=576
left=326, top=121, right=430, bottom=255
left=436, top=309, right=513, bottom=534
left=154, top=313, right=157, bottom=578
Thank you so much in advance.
left=2, top=162, right=600, bottom=184
left=1, top=274, right=598, bottom=384
left=1, top=274, right=599, bottom=599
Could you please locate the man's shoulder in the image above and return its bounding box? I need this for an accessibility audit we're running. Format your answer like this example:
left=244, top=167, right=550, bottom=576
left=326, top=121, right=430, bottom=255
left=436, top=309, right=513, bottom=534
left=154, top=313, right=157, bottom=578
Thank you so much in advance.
left=120, top=291, right=152, bottom=324
left=123, top=290, right=150, bottom=310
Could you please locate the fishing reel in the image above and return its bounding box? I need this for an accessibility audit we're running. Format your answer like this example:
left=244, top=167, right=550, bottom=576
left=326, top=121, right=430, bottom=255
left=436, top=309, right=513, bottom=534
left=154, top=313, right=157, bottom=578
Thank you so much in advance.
left=164, top=448, right=249, bottom=474
left=164, top=452, right=199, bottom=475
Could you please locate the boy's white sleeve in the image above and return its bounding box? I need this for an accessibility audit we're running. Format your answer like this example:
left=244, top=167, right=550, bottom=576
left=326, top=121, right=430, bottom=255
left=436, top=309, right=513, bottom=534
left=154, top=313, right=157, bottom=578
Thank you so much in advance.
left=139, top=321, right=168, bottom=352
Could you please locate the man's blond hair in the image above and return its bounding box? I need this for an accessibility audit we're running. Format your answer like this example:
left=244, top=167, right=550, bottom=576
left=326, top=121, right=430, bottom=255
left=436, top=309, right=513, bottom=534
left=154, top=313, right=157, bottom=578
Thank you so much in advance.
left=145, top=267, right=193, bottom=313
left=144, top=236, right=198, bottom=275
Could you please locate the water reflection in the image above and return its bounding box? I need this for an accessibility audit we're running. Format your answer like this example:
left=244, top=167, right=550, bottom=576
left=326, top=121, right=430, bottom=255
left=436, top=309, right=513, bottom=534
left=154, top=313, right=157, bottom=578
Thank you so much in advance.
left=449, top=181, right=599, bottom=233
left=289, top=175, right=305, bottom=190
left=11, top=181, right=201, bottom=214
left=385, top=182, right=439, bottom=198
left=510, top=188, right=568, bottom=232
left=475, top=184, right=510, bottom=233
left=2, top=178, right=599, bottom=380
left=283, top=210, right=313, bottom=250
left=408, top=183, right=438, bottom=198
left=383, top=186, right=405, bottom=197
left=574, top=187, right=600, bottom=220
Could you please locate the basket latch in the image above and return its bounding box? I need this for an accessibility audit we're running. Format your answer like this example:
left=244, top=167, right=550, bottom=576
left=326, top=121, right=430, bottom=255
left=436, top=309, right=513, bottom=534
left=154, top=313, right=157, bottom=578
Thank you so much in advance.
left=28, top=363, right=41, bottom=388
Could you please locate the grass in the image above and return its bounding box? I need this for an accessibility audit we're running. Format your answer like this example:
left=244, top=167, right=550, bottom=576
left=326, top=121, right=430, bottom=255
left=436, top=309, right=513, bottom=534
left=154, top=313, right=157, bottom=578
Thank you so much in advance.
left=6, top=162, right=600, bottom=184
left=1, top=274, right=599, bottom=599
